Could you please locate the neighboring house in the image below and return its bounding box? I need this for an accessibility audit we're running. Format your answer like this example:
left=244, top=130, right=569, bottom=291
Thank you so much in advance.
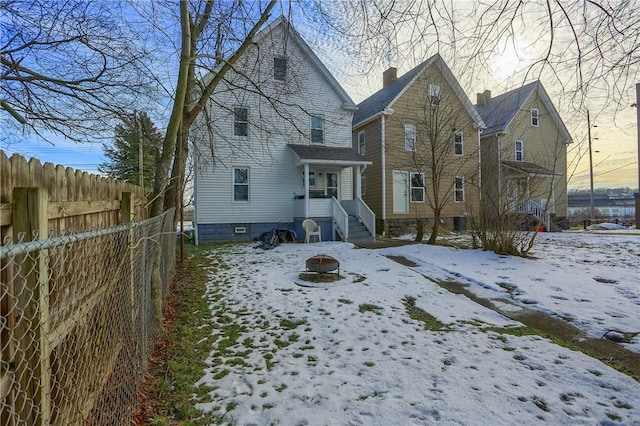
left=352, top=53, right=485, bottom=236
left=475, top=81, right=572, bottom=230
left=192, top=17, right=373, bottom=244
left=568, top=193, right=635, bottom=220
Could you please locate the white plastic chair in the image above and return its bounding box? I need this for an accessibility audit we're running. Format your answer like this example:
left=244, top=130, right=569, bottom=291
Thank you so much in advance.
left=302, top=219, right=321, bottom=243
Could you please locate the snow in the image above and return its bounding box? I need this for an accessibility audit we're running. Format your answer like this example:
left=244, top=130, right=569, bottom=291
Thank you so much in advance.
left=194, top=231, right=640, bottom=425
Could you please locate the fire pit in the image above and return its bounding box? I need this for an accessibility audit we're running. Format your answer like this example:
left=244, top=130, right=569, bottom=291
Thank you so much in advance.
left=306, top=254, right=339, bottom=275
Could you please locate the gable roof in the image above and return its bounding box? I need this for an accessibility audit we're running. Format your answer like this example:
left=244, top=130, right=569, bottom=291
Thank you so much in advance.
left=475, top=81, right=572, bottom=143
left=254, top=16, right=357, bottom=111
left=288, top=144, right=371, bottom=166
left=353, top=53, right=485, bottom=129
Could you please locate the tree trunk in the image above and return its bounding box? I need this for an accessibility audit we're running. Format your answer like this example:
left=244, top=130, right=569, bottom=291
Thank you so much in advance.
left=415, top=217, right=424, bottom=242
left=150, top=0, right=190, bottom=217
left=428, top=209, right=441, bottom=244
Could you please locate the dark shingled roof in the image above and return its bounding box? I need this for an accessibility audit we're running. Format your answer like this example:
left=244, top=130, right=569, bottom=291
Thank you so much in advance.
left=352, top=58, right=430, bottom=125
left=502, top=160, right=556, bottom=176
left=475, top=81, right=538, bottom=137
left=287, top=144, right=371, bottom=164
left=352, top=54, right=485, bottom=129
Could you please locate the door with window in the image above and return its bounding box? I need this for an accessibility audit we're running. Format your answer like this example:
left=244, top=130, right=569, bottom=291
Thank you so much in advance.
left=393, top=171, right=409, bottom=213
left=326, top=173, right=338, bottom=198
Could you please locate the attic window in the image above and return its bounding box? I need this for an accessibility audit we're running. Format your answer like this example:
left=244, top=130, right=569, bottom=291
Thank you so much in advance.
left=274, top=57, right=287, bottom=81
left=429, top=83, right=441, bottom=106
left=531, top=108, right=539, bottom=127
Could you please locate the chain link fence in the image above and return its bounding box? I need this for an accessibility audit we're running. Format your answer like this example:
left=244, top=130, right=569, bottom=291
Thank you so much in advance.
left=1, top=208, right=176, bottom=425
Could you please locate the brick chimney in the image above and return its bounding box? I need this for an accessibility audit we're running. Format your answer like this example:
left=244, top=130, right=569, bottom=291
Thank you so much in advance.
left=476, top=89, right=492, bottom=106
left=383, top=67, right=398, bottom=88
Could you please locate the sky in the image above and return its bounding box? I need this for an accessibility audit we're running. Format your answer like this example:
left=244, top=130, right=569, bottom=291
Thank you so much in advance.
left=1, top=1, right=638, bottom=191
left=191, top=229, right=640, bottom=424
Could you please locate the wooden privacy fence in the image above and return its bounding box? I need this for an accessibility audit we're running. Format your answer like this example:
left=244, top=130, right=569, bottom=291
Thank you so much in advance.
left=1, top=149, right=176, bottom=425
left=1, top=150, right=147, bottom=244
left=0, top=194, right=176, bottom=425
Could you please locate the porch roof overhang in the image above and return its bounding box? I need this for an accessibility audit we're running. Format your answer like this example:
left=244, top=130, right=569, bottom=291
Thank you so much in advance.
left=288, top=144, right=372, bottom=167
left=502, top=160, right=559, bottom=177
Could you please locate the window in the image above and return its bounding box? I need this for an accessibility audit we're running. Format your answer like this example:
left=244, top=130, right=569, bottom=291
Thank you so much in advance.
left=454, top=131, right=464, bottom=156
left=515, top=140, right=524, bottom=161
left=311, top=116, right=324, bottom=143
left=274, top=57, right=286, bottom=81
left=531, top=108, right=539, bottom=127
left=410, top=172, right=425, bottom=202
left=429, top=83, right=441, bottom=106
left=361, top=176, right=367, bottom=196
left=303, top=171, right=316, bottom=187
left=233, top=168, right=249, bottom=202
left=454, top=177, right=464, bottom=202
left=233, top=107, right=248, bottom=137
left=357, top=131, right=365, bottom=155
left=404, top=124, right=416, bottom=151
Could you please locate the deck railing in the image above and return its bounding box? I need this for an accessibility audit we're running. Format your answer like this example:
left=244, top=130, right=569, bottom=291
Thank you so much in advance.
left=356, top=197, right=376, bottom=238
left=331, top=197, right=349, bottom=241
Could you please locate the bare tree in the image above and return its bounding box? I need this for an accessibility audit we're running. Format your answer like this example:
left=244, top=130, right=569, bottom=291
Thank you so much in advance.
left=145, top=0, right=277, bottom=216
left=384, top=72, right=480, bottom=243
left=1, top=0, right=157, bottom=143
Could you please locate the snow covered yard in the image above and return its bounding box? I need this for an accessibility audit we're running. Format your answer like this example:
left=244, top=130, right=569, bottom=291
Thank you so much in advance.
left=194, top=232, right=640, bottom=425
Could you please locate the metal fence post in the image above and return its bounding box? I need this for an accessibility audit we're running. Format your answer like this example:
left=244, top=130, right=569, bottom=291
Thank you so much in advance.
left=12, top=187, right=51, bottom=425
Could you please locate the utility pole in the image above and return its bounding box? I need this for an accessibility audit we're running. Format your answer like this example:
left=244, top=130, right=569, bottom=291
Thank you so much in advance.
left=587, top=110, right=595, bottom=220
left=634, top=83, right=639, bottom=228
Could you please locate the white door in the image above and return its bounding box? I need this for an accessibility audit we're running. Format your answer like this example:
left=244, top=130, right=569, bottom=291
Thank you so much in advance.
left=393, top=171, right=409, bottom=213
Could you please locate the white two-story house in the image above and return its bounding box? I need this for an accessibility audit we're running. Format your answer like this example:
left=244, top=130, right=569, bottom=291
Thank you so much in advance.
left=192, top=17, right=374, bottom=244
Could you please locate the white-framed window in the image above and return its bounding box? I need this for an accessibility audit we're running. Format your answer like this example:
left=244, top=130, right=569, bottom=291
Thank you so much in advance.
left=311, top=116, right=324, bottom=144
left=531, top=108, right=539, bottom=127
left=233, top=107, right=249, bottom=137
left=515, top=140, right=524, bottom=161
left=410, top=172, right=425, bottom=202
left=404, top=124, right=416, bottom=151
left=274, top=57, right=287, bottom=81
left=454, top=176, right=465, bottom=202
left=303, top=170, right=316, bottom=187
left=233, top=167, right=249, bottom=202
left=454, top=131, right=464, bottom=156
left=429, top=83, right=441, bottom=106
left=357, top=130, right=365, bottom=155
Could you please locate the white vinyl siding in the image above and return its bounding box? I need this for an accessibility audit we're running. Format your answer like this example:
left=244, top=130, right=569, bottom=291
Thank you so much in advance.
left=194, top=21, right=356, bottom=226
